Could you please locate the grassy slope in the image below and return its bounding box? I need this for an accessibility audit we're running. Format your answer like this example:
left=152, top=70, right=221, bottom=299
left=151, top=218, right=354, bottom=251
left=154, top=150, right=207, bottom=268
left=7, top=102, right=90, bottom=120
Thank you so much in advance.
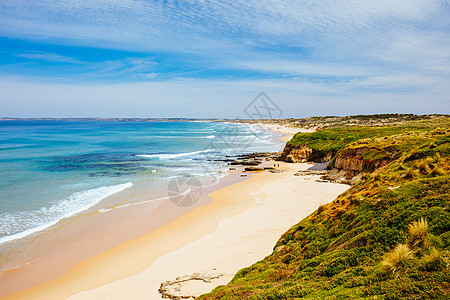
left=199, top=117, right=450, bottom=299
left=286, top=118, right=448, bottom=163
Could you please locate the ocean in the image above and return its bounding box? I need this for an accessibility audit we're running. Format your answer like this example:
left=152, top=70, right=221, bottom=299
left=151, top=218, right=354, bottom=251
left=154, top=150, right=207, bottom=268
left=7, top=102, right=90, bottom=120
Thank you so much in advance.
left=0, top=120, right=282, bottom=274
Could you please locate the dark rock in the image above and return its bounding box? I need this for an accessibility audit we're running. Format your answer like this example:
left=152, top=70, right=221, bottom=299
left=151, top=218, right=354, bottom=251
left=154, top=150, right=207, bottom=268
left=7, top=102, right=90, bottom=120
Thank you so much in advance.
left=294, top=170, right=327, bottom=176
left=245, top=166, right=265, bottom=172
left=230, top=160, right=261, bottom=166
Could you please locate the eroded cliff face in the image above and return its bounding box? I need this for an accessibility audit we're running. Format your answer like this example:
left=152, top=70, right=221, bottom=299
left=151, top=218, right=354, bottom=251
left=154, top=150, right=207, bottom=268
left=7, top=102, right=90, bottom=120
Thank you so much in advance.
left=329, top=145, right=397, bottom=184
left=279, top=144, right=333, bottom=163
left=333, top=146, right=395, bottom=172
left=279, top=144, right=312, bottom=163
left=280, top=142, right=397, bottom=185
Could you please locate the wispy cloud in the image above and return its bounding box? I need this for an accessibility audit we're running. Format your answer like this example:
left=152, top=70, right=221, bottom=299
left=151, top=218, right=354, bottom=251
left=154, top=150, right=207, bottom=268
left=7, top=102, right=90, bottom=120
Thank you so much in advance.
left=0, top=1, right=449, bottom=116
left=16, top=51, right=81, bottom=63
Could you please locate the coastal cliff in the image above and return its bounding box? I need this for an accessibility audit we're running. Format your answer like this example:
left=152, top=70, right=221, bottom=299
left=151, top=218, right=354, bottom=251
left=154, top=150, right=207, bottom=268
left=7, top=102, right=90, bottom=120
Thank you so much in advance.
left=200, top=117, right=450, bottom=299
left=279, top=125, right=403, bottom=184
left=279, top=144, right=311, bottom=163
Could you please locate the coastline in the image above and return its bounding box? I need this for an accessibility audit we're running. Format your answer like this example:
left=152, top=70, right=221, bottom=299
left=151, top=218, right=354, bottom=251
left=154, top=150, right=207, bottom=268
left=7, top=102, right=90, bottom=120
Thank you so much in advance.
left=2, top=124, right=349, bottom=300
left=0, top=164, right=249, bottom=298
left=5, top=161, right=349, bottom=300
left=0, top=121, right=278, bottom=297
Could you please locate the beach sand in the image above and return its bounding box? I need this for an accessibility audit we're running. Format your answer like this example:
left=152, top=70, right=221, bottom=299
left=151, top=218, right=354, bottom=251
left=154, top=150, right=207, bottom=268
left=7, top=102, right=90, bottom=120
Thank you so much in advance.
left=257, top=123, right=314, bottom=142
left=5, top=160, right=349, bottom=299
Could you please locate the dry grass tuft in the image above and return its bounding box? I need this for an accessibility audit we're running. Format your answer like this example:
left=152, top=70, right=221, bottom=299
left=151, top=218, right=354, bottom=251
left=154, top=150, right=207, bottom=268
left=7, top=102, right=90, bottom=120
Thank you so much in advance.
left=381, top=244, right=414, bottom=276
left=415, top=160, right=432, bottom=174
left=431, top=166, right=445, bottom=176
left=422, top=248, right=446, bottom=271
left=408, top=218, right=429, bottom=248
left=435, top=152, right=441, bottom=162
left=405, top=168, right=419, bottom=178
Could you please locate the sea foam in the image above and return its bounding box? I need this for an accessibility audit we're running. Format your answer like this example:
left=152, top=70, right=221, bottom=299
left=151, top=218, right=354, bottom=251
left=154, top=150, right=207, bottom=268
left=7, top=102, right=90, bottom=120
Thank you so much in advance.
left=0, top=182, right=133, bottom=244
left=138, top=149, right=213, bottom=160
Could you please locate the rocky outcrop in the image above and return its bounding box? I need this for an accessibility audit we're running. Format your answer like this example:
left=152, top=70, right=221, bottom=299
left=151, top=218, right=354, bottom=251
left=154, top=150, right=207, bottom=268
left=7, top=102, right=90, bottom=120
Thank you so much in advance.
left=322, top=146, right=397, bottom=185
left=245, top=166, right=265, bottom=172
left=294, top=170, right=327, bottom=176
left=279, top=144, right=333, bottom=163
left=280, top=138, right=397, bottom=185
left=321, top=169, right=363, bottom=185
left=228, top=152, right=280, bottom=166
left=279, top=144, right=313, bottom=163
left=280, top=141, right=397, bottom=185
left=333, top=146, right=393, bottom=172
left=230, top=160, right=260, bottom=166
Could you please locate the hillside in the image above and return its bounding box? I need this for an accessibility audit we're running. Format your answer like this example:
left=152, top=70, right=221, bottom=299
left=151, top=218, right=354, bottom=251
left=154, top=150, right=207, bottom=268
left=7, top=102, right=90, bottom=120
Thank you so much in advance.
left=239, top=114, right=447, bottom=130
left=199, top=117, right=450, bottom=299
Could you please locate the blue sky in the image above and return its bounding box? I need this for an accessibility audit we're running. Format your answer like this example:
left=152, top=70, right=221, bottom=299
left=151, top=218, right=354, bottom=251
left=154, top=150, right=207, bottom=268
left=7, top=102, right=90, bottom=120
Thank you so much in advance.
left=0, top=0, right=449, bottom=118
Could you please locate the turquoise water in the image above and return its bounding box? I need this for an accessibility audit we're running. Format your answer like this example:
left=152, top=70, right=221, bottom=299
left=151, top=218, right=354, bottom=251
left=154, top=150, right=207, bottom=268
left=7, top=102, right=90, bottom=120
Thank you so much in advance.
left=0, top=121, right=282, bottom=246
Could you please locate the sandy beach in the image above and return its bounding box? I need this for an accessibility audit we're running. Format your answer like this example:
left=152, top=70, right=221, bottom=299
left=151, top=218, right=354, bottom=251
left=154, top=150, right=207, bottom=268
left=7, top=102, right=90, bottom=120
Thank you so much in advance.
left=257, top=123, right=314, bottom=142
left=4, top=157, right=349, bottom=299
left=0, top=168, right=248, bottom=298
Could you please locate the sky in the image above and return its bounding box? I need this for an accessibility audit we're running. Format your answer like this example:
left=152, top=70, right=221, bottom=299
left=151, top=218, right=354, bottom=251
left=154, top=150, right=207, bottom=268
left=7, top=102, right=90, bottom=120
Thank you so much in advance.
left=0, top=0, right=449, bottom=118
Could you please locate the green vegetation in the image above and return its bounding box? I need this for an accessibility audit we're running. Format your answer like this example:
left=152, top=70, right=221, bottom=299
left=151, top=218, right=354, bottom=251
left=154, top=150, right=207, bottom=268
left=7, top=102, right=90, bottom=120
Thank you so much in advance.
left=241, top=113, right=447, bottom=130
left=287, top=117, right=450, bottom=165
left=199, top=117, right=449, bottom=299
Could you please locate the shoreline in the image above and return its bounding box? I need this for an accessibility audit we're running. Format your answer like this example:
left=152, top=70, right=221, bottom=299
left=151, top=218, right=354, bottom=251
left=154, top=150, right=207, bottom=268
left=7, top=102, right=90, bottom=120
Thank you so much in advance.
left=0, top=165, right=250, bottom=298
left=5, top=161, right=349, bottom=300
left=1, top=124, right=341, bottom=299
left=0, top=122, right=280, bottom=297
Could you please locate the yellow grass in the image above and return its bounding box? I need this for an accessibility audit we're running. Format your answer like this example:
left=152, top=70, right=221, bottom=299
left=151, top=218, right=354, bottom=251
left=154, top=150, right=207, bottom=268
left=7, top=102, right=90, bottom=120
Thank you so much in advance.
left=422, top=248, right=446, bottom=271
left=408, top=218, right=429, bottom=248
left=381, top=244, right=414, bottom=276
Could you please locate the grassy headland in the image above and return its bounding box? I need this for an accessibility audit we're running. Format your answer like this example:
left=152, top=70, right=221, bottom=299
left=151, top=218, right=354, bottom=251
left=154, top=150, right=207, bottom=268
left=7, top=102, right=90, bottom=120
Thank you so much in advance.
left=200, top=116, right=449, bottom=299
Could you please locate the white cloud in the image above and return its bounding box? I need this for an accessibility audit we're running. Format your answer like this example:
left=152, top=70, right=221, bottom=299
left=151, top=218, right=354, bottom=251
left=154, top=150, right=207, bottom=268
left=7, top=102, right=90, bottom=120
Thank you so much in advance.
left=0, top=1, right=449, bottom=115
left=231, top=59, right=377, bottom=77
left=16, top=52, right=81, bottom=63
left=0, top=1, right=446, bottom=53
